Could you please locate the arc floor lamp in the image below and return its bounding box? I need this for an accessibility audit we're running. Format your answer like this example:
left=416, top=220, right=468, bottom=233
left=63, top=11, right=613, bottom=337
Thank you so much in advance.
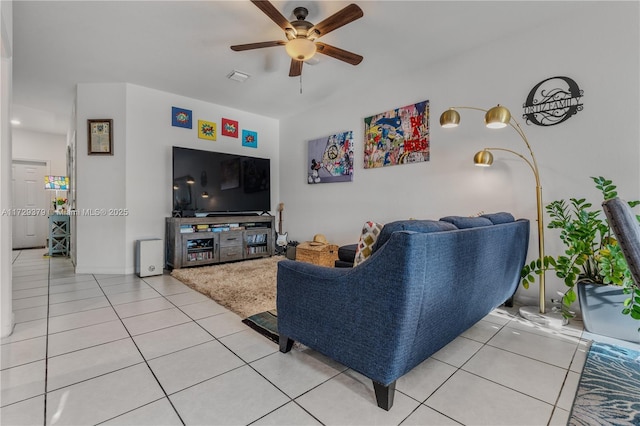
left=439, top=105, right=563, bottom=325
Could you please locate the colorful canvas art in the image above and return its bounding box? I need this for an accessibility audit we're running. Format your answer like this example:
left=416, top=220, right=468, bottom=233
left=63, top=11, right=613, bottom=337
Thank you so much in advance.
left=221, top=118, right=239, bottom=138
left=364, top=100, right=430, bottom=168
left=198, top=120, right=217, bottom=140
left=44, top=175, right=69, bottom=190
left=171, top=107, right=192, bottom=129
left=242, top=130, right=258, bottom=148
left=307, top=131, right=354, bottom=184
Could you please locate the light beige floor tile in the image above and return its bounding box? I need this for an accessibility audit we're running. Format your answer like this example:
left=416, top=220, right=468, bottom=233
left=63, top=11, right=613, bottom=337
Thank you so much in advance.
left=488, top=326, right=578, bottom=369
left=197, top=311, right=247, bottom=338
left=1, top=319, right=47, bottom=344
left=1, top=336, right=47, bottom=369
left=178, top=299, right=228, bottom=320
left=48, top=287, right=104, bottom=304
left=397, top=357, right=457, bottom=402
left=219, top=329, right=278, bottom=363
left=431, top=336, right=483, bottom=368
left=47, top=339, right=144, bottom=391
left=133, top=322, right=214, bottom=360
left=426, top=370, right=553, bottom=425
left=251, top=347, right=345, bottom=398
left=96, top=274, right=145, bottom=287
left=106, top=288, right=162, bottom=306
left=570, top=339, right=590, bottom=373
left=463, top=345, right=567, bottom=404
left=47, top=320, right=130, bottom=357
left=165, top=290, right=211, bottom=306
left=252, top=401, right=322, bottom=425
left=170, top=365, right=289, bottom=425
left=12, top=286, right=48, bottom=299
left=47, top=306, right=119, bottom=334
left=401, top=404, right=461, bottom=425
left=0, top=361, right=46, bottom=406
left=549, top=407, right=570, bottom=425
left=100, top=281, right=152, bottom=295
left=556, top=371, right=580, bottom=411
left=112, top=297, right=175, bottom=319
left=47, top=296, right=111, bottom=317
left=148, top=340, right=244, bottom=394
left=101, top=398, right=183, bottom=425
left=295, top=369, right=420, bottom=425
left=0, top=395, right=44, bottom=425
left=460, top=319, right=503, bottom=343
left=122, top=307, right=191, bottom=336
left=45, top=363, right=164, bottom=425
left=12, top=296, right=48, bottom=310
left=13, top=305, right=48, bottom=323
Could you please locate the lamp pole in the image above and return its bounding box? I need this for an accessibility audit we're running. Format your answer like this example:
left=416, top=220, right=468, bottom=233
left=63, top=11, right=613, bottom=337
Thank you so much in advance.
left=440, top=106, right=546, bottom=315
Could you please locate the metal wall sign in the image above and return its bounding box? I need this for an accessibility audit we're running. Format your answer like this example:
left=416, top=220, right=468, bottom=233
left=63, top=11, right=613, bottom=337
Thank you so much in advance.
left=522, top=76, right=584, bottom=126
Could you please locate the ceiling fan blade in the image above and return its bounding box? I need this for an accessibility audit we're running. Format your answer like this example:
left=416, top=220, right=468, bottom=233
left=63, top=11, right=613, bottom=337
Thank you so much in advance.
left=289, top=59, right=303, bottom=77
left=250, top=0, right=295, bottom=35
left=315, top=42, right=363, bottom=65
left=230, top=41, right=286, bottom=51
left=309, top=4, right=363, bottom=39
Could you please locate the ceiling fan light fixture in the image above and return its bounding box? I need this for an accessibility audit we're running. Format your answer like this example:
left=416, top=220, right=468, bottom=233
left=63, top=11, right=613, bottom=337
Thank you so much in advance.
left=285, top=38, right=316, bottom=61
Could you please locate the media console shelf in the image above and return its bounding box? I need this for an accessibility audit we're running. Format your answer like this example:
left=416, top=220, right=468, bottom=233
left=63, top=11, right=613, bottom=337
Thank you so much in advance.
left=165, top=215, right=275, bottom=269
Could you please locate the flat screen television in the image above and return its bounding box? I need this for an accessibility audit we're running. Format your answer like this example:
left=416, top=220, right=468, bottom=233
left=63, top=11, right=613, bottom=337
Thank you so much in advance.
left=172, top=147, right=271, bottom=215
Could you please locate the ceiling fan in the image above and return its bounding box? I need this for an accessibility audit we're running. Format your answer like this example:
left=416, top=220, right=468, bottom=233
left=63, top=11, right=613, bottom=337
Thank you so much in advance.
left=230, top=1, right=364, bottom=77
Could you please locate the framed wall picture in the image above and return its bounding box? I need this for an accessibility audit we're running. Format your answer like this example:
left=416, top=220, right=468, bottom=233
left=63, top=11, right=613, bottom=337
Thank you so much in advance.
left=87, top=119, right=113, bottom=155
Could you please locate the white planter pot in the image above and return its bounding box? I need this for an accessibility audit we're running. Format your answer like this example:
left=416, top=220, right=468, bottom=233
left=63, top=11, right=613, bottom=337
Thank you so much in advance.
left=577, top=282, right=640, bottom=343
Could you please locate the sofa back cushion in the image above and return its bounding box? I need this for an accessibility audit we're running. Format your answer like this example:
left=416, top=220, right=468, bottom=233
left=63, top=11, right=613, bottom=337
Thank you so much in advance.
left=372, top=220, right=457, bottom=252
left=439, top=216, right=493, bottom=229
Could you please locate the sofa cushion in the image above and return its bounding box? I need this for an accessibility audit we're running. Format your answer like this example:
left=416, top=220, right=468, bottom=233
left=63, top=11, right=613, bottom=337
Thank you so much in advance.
left=480, top=212, right=515, bottom=225
left=372, top=220, right=457, bottom=252
left=439, top=216, right=493, bottom=229
left=354, top=221, right=384, bottom=266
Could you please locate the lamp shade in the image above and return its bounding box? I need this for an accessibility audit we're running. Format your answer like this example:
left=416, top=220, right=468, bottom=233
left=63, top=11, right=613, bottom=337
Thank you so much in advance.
left=439, top=109, right=460, bottom=128
left=484, top=105, right=511, bottom=129
left=285, top=38, right=317, bottom=61
left=474, top=150, right=494, bottom=167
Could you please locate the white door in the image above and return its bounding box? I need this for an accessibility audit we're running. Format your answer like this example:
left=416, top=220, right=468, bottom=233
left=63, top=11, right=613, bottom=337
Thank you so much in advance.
left=12, top=160, right=49, bottom=249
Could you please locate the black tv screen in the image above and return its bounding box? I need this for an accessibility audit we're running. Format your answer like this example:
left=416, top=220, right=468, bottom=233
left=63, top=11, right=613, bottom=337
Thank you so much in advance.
left=172, top=147, right=271, bottom=214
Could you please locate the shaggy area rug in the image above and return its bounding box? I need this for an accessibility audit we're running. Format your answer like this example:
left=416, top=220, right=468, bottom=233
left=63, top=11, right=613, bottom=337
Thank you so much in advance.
left=171, top=256, right=280, bottom=318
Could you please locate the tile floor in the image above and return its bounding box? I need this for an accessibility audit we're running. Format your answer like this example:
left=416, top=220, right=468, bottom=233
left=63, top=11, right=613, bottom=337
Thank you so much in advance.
left=0, top=249, right=631, bottom=425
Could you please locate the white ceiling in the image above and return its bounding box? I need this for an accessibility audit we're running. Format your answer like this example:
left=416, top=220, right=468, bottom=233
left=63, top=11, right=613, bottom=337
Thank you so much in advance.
left=11, top=1, right=580, bottom=135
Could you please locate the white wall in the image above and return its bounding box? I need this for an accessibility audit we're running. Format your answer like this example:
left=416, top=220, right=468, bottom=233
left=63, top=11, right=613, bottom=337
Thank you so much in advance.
left=1, top=0, right=12, bottom=337
left=75, top=83, right=280, bottom=274
left=279, top=3, right=640, bottom=307
left=75, top=83, right=127, bottom=274
left=12, top=128, right=66, bottom=174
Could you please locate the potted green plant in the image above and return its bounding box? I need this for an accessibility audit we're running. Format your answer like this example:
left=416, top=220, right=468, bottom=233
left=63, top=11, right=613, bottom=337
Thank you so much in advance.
left=521, top=176, right=640, bottom=341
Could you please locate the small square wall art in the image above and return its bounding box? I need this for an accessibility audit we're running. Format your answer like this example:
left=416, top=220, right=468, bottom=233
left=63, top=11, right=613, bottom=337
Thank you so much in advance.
left=198, top=120, right=217, bottom=141
left=171, top=107, right=192, bottom=129
left=307, top=131, right=354, bottom=184
left=242, top=129, right=258, bottom=148
left=364, top=100, right=430, bottom=168
left=221, top=118, right=238, bottom=138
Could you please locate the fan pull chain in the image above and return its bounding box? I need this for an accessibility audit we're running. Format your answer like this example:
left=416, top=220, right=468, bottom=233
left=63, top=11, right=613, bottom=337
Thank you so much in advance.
left=299, top=75, right=303, bottom=94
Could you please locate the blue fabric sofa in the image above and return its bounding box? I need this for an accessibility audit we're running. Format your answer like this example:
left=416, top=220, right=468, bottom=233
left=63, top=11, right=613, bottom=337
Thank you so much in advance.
left=276, top=213, right=529, bottom=410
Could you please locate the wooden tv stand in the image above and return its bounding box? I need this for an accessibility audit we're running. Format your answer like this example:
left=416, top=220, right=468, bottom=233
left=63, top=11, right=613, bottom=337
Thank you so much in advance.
left=165, top=215, right=275, bottom=269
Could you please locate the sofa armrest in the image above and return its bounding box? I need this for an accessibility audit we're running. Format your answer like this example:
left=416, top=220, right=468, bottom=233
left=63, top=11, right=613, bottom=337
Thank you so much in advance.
left=276, top=232, right=428, bottom=385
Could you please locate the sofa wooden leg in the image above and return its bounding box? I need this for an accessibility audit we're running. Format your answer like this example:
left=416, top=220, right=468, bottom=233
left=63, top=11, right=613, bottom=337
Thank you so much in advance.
left=279, top=335, right=294, bottom=353
left=373, top=380, right=395, bottom=411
